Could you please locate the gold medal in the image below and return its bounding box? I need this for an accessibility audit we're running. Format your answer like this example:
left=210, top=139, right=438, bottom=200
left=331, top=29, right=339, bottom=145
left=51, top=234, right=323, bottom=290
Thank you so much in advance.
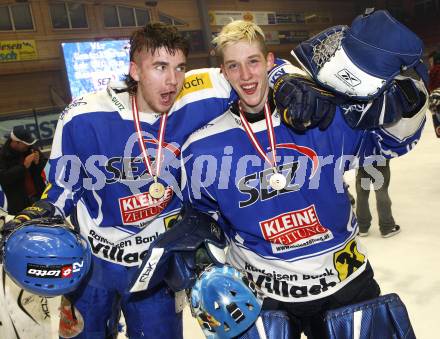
left=149, top=181, right=165, bottom=199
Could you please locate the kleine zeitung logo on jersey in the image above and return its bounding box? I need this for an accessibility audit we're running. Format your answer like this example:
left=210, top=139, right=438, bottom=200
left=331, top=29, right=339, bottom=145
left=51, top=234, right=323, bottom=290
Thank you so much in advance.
left=259, top=205, right=331, bottom=248
left=119, top=187, right=173, bottom=225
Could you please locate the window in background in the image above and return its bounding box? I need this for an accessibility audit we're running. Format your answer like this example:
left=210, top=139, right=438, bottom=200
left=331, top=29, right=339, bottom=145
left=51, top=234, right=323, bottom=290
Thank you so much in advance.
left=159, top=12, right=187, bottom=26
left=103, top=5, right=150, bottom=28
left=50, top=2, right=88, bottom=29
left=0, top=3, right=34, bottom=31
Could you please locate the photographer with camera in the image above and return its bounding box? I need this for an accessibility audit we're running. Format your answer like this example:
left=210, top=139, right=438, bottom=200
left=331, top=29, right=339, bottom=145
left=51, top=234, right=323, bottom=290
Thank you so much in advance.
left=0, top=126, right=47, bottom=214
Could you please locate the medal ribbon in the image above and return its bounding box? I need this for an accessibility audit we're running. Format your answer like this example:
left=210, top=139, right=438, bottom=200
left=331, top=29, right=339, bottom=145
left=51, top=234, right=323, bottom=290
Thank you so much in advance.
left=238, top=101, right=278, bottom=172
left=131, top=96, right=167, bottom=181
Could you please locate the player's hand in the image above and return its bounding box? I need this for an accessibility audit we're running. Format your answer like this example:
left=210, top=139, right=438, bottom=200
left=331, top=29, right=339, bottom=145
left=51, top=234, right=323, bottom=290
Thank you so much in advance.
left=1, top=201, right=55, bottom=237
left=0, top=216, right=26, bottom=263
left=0, top=201, right=56, bottom=263
left=273, top=74, right=337, bottom=132
left=2, top=215, right=29, bottom=238
left=130, top=205, right=226, bottom=293
left=342, top=78, right=425, bottom=129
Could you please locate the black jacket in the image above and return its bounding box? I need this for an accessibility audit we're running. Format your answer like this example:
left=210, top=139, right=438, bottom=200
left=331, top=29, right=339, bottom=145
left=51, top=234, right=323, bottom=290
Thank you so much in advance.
left=0, top=139, right=47, bottom=214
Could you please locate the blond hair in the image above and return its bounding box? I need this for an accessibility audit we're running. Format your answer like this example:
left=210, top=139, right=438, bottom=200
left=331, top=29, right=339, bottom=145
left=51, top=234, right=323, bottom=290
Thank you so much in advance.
left=212, top=20, right=267, bottom=61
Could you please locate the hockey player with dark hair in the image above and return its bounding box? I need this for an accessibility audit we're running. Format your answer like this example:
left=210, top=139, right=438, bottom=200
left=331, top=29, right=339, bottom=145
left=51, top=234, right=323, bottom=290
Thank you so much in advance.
left=175, top=12, right=425, bottom=338
left=9, top=23, right=194, bottom=338
left=0, top=23, right=323, bottom=338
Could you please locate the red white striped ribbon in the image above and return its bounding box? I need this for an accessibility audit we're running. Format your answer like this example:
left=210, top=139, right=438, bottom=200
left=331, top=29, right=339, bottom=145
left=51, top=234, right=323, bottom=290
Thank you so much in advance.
left=131, top=95, right=167, bottom=179
left=238, top=101, right=278, bottom=171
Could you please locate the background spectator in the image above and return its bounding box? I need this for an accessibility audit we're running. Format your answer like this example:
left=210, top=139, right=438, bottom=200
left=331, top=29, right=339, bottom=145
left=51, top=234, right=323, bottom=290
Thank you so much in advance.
left=428, top=49, right=440, bottom=137
left=356, top=158, right=400, bottom=238
left=0, top=126, right=47, bottom=214
left=428, top=49, right=440, bottom=92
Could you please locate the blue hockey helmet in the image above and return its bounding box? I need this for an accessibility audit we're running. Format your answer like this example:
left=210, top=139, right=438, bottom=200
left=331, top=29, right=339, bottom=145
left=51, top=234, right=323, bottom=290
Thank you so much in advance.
left=3, top=218, right=91, bottom=297
left=190, top=265, right=262, bottom=338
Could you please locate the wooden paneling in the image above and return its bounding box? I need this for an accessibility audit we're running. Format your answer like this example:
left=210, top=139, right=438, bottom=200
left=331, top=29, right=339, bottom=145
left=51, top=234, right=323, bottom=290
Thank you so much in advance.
left=156, top=0, right=202, bottom=28
left=0, top=71, right=67, bottom=116
left=206, top=0, right=356, bottom=64
left=0, top=0, right=359, bottom=116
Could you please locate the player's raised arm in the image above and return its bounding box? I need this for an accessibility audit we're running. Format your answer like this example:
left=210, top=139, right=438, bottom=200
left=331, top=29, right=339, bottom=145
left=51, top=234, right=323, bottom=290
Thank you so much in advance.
left=273, top=9, right=428, bottom=133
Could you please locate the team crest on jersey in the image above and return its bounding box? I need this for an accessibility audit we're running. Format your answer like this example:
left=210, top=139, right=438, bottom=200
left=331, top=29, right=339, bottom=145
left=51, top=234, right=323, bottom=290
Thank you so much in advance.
left=163, top=212, right=180, bottom=230
left=259, top=205, right=333, bottom=254
left=334, top=239, right=365, bottom=281
left=119, top=186, right=173, bottom=226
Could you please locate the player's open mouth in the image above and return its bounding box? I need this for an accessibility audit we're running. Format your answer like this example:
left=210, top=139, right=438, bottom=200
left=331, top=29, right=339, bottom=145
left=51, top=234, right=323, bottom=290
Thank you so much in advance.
left=241, top=83, right=258, bottom=95
left=160, top=91, right=175, bottom=105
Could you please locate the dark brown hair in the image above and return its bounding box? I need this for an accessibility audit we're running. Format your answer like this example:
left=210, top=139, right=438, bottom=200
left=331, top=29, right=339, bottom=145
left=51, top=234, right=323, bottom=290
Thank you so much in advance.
left=125, top=23, right=189, bottom=94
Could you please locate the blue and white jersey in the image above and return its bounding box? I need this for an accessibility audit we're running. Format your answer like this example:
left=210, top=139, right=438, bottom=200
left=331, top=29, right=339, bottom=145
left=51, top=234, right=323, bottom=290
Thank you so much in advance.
left=43, top=59, right=295, bottom=267
left=181, top=93, right=426, bottom=302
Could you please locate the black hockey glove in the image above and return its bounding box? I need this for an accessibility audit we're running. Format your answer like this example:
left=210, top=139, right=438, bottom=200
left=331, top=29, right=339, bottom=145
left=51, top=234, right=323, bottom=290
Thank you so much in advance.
left=1, top=200, right=56, bottom=238
left=342, top=78, right=426, bottom=129
left=273, top=74, right=338, bottom=132
left=129, top=204, right=227, bottom=293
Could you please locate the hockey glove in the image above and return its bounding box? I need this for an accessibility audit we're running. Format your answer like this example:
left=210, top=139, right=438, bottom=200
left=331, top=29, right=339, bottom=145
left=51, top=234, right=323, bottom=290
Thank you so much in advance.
left=342, top=78, right=426, bottom=129
left=1, top=200, right=57, bottom=237
left=0, top=200, right=57, bottom=263
left=273, top=74, right=338, bottom=132
left=129, top=204, right=227, bottom=293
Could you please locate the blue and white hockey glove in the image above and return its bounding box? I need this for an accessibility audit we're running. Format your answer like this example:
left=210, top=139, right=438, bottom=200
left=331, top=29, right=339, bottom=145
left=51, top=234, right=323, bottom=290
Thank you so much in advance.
left=288, top=9, right=429, bottom=130
left=129, top=205, right=227, bottom=293
left=292, top=10, right=428, bottom=101
left=273, top=74, right=338, bottom=132
left=341, top=77, right=426, bottom=129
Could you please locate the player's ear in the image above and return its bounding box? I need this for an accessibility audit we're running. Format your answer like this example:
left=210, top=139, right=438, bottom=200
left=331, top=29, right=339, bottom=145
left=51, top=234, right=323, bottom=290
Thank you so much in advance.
left=220, top=64, right=228, bottom=80
left=266, top=52, right=275, bottom=69
left=129, top=61, right=140, bottom=82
